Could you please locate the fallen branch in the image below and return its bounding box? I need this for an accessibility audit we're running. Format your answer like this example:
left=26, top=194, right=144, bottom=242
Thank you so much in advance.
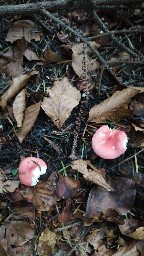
left=0, top=0, right=69, bottom=17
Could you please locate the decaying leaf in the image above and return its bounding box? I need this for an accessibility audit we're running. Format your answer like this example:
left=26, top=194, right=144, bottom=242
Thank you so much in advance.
left=24, top=48, right=40, bottom=61
left=71, top=159, right=114, bottom=191
left=0, top=37, right=27, bottom=77
left=37, top=229, right=57, bottom=255
left=0, top=70, right=38, bottom=111
left=43, top=49, right=63, bottom=63
left=0, top=170, right=19, bottom=194
left=6, top=20, right=43, bottom=43
left=85, top=177, right=136, bottom=220
left=0, top=180, right=19, bottom=194
left=13, top=89, right=26, bottom=127
left=20, top=173, right=58, bottom=212
left=56, top=175, right=80, bottom=199
left=41, top=77, right=81, bottom=128
left=0, top=221, right=34, bottom=256
left=129, top=92, right=144, bottom=116
left=58, top=199, right=74, bottom=223
left=88, top=87, right=141, bottom=123
left=119, top=219, right=144, bottom=240
left=17, top=102, right=41, bottom=143
left=72, top=43, right=100, bottom=77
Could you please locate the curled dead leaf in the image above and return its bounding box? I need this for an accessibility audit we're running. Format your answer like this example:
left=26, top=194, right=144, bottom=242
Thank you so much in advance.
left=17, top=102, right=41, bottom=143
left=88, top=88, right=141, bottom=123
left=71, top=159, right=114, bottom=191
left=0, top=70, right=38, bottom=111
left=13, top=89, right=26, bottom=127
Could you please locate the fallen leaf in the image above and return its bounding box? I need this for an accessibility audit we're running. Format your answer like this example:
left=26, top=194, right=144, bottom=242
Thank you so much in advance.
left=88, top=88, right=140, bottom=123
left=43, top=49, right=63, bottom=63
left=0, top=180, right=20, bottom=193
left=41, top=77, right=81, bottom=128
left=13, top=89, right=26, bottom=127
left=37, top=229, right=57, bottom=255
left=0, top=37, right=27, bottom=77
left=0, top=170, right=19, bottom=193
left=130, top=92, right=144, bottom=116
left=10, top=202, right=35, bottom=222
left=71, top=159, right=114, bottom=191
left=6, top=20, right=43, bottom=43
left=0, top=244, right=7, bottom=256
left=58, top=199, right=74, bottom=223
left=85, top=177, right=136, bottom=220
left=24, top=48, right=40, bottom=61
left=119, top=219, right=144, bottom=240
left=0, top=221, right=34, bottom=256
left=56, top=175, right=80, bottom=199
left=72, top=43, right=100, bottom=77
left=17, top=102, right=41, bottom=143
left=0, top=70, right=38, bottom=110
left=20, top=173, right=58, bottom=211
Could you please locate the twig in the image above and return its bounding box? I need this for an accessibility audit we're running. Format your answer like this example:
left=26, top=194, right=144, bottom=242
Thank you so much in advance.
left=87, top=27, right=144, bottom=41
left=0, top=0, right=69, bottom=17
left=41, top=9, right=121, bottom=84
left=92, top=0, right=143, bottom=5
left=93, top=10, right=143, bottom=59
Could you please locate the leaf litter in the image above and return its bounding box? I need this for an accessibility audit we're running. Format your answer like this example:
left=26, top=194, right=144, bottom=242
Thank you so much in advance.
left=0, top=3, right=144, bottom=256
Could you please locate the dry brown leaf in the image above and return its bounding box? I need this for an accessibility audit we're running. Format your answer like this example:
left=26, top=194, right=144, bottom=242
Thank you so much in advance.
left=13, top=89, right=26, bottom=127
left=20, top=173, right=58, bottom=212
left=6, top=20, right=43, bottom=43
left=17, top=102, right=41, bottom=143
left=119, top=219, right=144, bottom=240
left=72, top=43, right=100, bottom=77
left=0, top=37, right=27, bottom=77
left=85, top=178, right=136, bottom=220
left=37, top=229, right=57, bottom=255
left=71, top=159, right=114, bottom=191
left=88, top=88, right=140, bottom=123
left=56, top=175, right=80, bottom=199
left=0, top=221, right=34, bottom=256
left=0, top=180, right=19, bottom=194
left=58, top=199, right=74, bottom=223
left=0, top=70, right=38, bottom=111
left=43, top=49, right=63, bottom=63
left=24, top=48, right=40, bottom=61
left=41, top=77, right=81, bottom=128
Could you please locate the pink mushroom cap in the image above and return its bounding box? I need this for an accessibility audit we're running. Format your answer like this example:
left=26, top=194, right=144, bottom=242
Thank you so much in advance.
left=92, top=125, right=128, bottom=159
left=18, top=157, right=47, bottom=186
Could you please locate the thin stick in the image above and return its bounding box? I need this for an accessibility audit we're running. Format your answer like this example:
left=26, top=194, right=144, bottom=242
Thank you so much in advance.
left=0, top=0, right=68, bottom=17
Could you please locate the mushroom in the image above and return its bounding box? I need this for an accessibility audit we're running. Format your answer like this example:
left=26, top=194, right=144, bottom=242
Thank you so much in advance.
left=18, top=157, right=47, bottom=186
left=92, top=125, right=128, bottom=159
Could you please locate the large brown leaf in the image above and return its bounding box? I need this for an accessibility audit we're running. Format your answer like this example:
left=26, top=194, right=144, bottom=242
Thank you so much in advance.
left=0, top=221, right=34, bottom=256
left=88, top=88, right=141, bottom=123
left=6, top=20, right=43, bottom=43
left=0, top=70, right=38, bottom=110
left=41, top=77, right=81, bottom=128
left=71, top=159, right=114, bottom=191
left=17, top=102, right=41, bottom=143
left=85, top=177, right=136, bottom=220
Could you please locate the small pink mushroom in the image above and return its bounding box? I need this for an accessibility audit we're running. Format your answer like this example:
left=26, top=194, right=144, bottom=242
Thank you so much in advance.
left=92, top=125, right=128, bottom=159
left=18, top=157, right=47, bottom=186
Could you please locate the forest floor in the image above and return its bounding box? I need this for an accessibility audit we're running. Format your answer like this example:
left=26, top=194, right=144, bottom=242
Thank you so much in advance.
left=0, top=1, right=144, bottom=255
